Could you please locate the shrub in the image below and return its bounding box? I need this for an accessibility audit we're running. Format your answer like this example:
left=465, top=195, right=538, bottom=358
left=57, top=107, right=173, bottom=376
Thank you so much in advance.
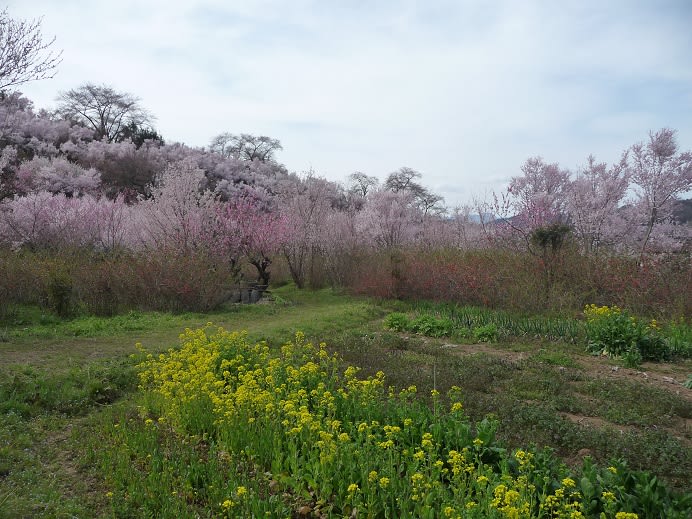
left=664, top=319, right=692, bottom=358
left=408, top=315, right=454, bottom=337
left=584, top=305, right=673, bottom=363
left=46, top=268, right=75, bottom=318
left=383, top=312, right=455, bottom=338
left=584, top=305, right=640, bottom=358
left=382, top=312, right=410, bottom=332
left=348, top=248, right=691, bottom=319
left=473, top=323, right=498, bottom=343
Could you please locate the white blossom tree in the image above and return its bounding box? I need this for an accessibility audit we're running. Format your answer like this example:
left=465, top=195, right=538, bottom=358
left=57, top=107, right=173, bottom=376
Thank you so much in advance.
left=628, top=128, right=692, bottom=257
left=566, top=154, right=630, bottom=254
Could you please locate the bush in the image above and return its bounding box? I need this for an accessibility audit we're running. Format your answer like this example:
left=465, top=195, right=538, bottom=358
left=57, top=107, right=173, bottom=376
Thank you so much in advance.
left=664, top=319, right=692, bottom=358
left=383, top=312, right=410, bottom=332
left=473, top=323, right=498, bottom=343
left=408, top=315, right=454, bottom=337
left=584, top=305, right=673, bottom=363
left=47, top=269, right=75, bottom=318
left=348, top=248, right=691, bottom=319
left=383, top=312, right=455, bottom=338
left=0, top=247, right=240, bottom=316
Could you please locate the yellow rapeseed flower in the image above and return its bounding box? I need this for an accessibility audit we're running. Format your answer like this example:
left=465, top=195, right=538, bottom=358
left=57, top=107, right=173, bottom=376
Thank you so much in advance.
left=601, top=491, right=616, bottom=502
left=562, top=477, right=576, bottom=488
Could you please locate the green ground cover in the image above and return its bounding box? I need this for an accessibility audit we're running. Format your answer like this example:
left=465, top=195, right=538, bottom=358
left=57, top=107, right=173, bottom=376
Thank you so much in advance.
left=0, top=286, right=689, bottom=517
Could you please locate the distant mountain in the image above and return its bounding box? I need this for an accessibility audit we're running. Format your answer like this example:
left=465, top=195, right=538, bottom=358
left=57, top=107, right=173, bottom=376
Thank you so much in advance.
left=467, top=213, right=496, bottom=224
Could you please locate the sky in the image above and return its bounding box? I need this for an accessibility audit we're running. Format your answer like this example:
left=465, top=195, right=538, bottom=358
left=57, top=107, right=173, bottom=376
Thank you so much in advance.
left=6, top=0, right=692, bottom=207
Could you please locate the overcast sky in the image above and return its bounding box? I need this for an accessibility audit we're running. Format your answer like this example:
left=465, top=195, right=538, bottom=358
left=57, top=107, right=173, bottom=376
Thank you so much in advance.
left=7, top=0, right=692, bottom=206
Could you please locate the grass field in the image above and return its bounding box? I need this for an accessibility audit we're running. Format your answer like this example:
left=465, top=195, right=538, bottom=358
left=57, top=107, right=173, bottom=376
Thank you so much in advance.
left=0, top=286, right=690, bottom=517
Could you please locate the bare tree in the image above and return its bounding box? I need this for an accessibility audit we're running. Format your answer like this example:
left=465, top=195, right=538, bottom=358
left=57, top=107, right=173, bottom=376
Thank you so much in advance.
left=56, top=83, right=154, bottom=142
left=347, top=171, right=379, bottom=198
left=0, top=9, right=62, bottom=91
left=384, top=166, right=423, bottom=194
left=384, top=167, right=444, bottom=215
left=209, top=133, right=282, bottom=163
left=417, top=189, right=445, bottom=216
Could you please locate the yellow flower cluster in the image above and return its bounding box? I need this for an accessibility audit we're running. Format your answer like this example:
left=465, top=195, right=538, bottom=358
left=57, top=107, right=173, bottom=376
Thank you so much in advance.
left=584, top=304, right=621, bottom=322
left=136, top=326, right=638, bottom=518
left=538, top=478, right=584, bottom=519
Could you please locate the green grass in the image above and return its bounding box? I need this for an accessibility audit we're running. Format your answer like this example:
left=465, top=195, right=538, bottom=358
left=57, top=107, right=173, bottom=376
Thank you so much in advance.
left=532, top=348, right=580, bottom=368
left=0, top=285, right=690, bottom=517
left=407, top=300, right=586, bottom=342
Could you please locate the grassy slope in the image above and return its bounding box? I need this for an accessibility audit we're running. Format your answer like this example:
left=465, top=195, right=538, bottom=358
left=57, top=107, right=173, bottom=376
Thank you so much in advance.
left=0, top=286, right=689, bottom=517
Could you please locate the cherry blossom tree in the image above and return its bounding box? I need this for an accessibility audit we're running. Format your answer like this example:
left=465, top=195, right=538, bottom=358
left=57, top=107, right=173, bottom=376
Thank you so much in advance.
left=133, top=159, right=217, bottom=253
left=222, top=198, right=289, bottom=285
left=0, top=191, right=128, bottom=250
left=16, top=156, right=100, bottom=196
left=318, top=208, right=362, bottom=287
left=566, top=154, right=630, bottom=254
left=63, top=138, right=167, bottom=199
left=484, top=157, right=571, bottom=251
left=279, top=174, right=339, bottom=288
left=0, top=146, right=17, bottom=198
left=446, top=205, right=489, bottom=250
left=208, top=155, right=288, bottom=201
left=509, top=157, right=570, bottom=222
left=355, top=189, right=422, bottom=296
left=628, top=128, right=692, bottom=257
left=356, top=189, right=420, bottom=250
left=1, top=91, right=92, bottom=166
left=88, top=194, right=131, bottom=250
